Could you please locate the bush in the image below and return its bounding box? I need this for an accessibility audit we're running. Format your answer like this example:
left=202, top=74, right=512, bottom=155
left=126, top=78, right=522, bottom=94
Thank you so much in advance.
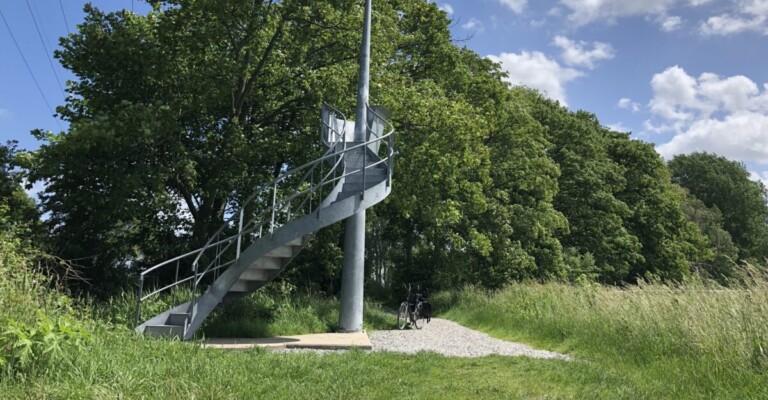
left=1, top=311, right=89, bottom=376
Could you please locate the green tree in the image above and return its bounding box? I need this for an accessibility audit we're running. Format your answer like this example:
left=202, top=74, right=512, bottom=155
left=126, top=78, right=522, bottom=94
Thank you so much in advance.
left=359, top=4, right=568, bottom=290
left=606, top=132, right=704, bottom=281
left=669, top=153, right=768, bottom=262
left=30, top=0, right=363, bottom=293
left=523, top=94, right=643, bottom=283
left=0, top=141, right=41, bottom=240
left=679, top=190, right=738, bottom=282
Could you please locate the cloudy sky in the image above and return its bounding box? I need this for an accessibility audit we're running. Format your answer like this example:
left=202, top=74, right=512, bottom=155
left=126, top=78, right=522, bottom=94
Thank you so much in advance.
left=1, top=0, right=767, bottom=186
left=437, top=0, right=768, bottom=185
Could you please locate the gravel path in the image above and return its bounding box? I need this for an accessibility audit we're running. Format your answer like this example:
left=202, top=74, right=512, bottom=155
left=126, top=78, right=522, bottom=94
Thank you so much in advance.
left=275, top=317, right=570, bottom=359
left=368, top=317, right=570, bottom=359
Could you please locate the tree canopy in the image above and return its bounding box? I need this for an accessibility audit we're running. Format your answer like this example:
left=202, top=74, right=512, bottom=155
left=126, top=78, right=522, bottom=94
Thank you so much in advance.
left=19, top=0, right=767, bottom=295
left=0, top=141, right=40, bottom=239
left=669, top=153, right=768, bottom=263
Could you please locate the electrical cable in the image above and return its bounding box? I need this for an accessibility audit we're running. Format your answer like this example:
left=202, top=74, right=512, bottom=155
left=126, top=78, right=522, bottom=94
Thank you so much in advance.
left=0, top=7, right=63, bottom=131
left=25, top=0, right=67, bottom=98
left=58, top=0, right=70, bottom=34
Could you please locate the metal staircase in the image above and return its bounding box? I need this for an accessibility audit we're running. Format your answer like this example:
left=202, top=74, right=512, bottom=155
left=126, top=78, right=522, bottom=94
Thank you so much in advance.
left=134, top=104, right=393, bottom=340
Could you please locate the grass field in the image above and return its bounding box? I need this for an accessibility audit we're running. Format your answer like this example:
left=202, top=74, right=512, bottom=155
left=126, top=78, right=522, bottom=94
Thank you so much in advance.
left=3, top=235, right=768, bottom=399
left=435, top=279, right=768, bottom=399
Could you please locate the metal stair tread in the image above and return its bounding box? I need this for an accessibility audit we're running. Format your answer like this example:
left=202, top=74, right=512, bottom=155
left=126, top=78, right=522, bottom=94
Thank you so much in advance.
left=136, top=104, right=393, bottom=340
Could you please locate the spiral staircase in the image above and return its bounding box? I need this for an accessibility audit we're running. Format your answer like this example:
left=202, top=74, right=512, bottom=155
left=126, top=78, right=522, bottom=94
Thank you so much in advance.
left=134, top=104, right=393, bottom=340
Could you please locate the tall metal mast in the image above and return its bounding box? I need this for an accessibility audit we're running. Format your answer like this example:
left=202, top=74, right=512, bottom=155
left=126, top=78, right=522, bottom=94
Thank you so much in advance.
left=338, top=0, right=372, bottom=332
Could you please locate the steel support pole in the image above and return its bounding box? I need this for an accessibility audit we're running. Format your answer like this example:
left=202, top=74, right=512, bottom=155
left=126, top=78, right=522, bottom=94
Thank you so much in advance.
left=339, top=0, right=372, bottom=333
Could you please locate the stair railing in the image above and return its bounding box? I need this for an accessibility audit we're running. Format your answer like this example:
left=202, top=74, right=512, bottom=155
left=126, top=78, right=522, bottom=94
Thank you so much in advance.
left=135, top=104, right=394, bottom=330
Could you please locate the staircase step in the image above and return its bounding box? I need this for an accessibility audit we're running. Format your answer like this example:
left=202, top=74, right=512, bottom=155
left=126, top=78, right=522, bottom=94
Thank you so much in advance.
left=240, top=268, right=275, bottom=282
left=345, top=169, right=386, bottom=183
left=145, top=324, right=183, bottom=338
left=342, top=181, right=379, bottom=193
left=336, top=190, right=362, bottom=201
left=266, top=245, right=295, bottom=258
left=251, top=256, right=283, bottom=270
left=137, top=109, right=394, bottom=341
left=166, top=312, right=190, bottom=326
left=230, top=279, right=263, bottom=293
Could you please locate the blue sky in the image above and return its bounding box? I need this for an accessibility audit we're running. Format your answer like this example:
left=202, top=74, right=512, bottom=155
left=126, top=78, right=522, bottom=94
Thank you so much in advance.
left=0, top=0, right=151, bottom=149
left=1, top=0, right=767, bottom=187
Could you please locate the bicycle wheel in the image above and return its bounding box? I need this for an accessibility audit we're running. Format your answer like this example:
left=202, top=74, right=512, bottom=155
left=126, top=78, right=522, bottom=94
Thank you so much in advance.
left=397, top=302, right=409, bottom=329
left=411, top=302, right=423, bottom=330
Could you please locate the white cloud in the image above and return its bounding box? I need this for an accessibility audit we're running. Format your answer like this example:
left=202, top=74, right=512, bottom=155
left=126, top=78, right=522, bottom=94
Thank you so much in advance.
left=700, top=14, right=766, bottom=35
left=498, top=0, right=527, bottom=14
left=648, top=66, right=768, bottom=164
left=749, top=170, right=768, bottom=186
left=649, top=66, right=768, bottom=120
left=439, top=3, right=454, bottom=16
left=659, top=15, right=683, bottom=31
left=700, top=0, right=768, bottom=35
left=656, top=111, right=768, bottom=162
left=649, top=65, right=700, bottom=120
left=618, top=97, right=641, bottom=112
left=462, top=18, right=485, bottom=32
left=698, top=73, right=761, bottom=113
left=607, top=122, right=631, bottom=132
left=552, top=35, right=615, bottom=69
left=558, top=0, right=710, bottom=26
left=559, top=0, right=678, bottom=26
left=744, top=0, right=768, bottom=16
left=488, top=51, right=583, bottom=105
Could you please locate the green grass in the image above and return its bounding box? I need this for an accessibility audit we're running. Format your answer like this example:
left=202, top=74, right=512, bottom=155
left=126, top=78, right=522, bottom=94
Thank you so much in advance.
left=433, top=277, right=768, bottom=399
left=5, top=230, right=768, bottom=398
left=0, top=325, right=639, bottom=400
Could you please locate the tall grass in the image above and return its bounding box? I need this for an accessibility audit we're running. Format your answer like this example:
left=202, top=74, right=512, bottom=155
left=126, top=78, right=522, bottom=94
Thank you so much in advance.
left=435, top=271, right=768, bottom=398
left=202, top=284, right=397, bottom=337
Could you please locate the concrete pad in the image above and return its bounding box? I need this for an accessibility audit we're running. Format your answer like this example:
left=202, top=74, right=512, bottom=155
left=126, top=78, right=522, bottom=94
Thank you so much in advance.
left=203, top=331, right=372, bottom=350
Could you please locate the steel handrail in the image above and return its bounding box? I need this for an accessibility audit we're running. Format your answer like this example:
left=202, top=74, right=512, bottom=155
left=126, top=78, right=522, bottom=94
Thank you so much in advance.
left=186, top=105, right=349, bottom=274
left=135, top=104, right=352, bottom=326
left=135, top=103, right=393, bottom=329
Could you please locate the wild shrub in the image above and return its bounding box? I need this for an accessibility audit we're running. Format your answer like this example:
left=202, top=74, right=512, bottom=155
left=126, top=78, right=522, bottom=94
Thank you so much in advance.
left=0, top=229, right=91, bottom=378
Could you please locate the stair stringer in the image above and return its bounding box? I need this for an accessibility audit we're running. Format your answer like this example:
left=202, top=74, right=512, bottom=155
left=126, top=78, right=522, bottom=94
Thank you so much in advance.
left=180, top=175, right=391, bottom=340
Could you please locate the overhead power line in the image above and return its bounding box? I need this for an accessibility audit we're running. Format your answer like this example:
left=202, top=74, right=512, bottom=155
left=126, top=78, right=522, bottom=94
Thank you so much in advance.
left=0, top=7, right=63, bottom=131
left=25, top=0, right=67, bottom=98
left=58, top=0, right=70, bottom=34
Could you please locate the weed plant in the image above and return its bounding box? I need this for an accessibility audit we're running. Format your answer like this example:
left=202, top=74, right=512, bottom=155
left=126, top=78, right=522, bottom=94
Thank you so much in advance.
left=0, top=231, right=90, bottom=378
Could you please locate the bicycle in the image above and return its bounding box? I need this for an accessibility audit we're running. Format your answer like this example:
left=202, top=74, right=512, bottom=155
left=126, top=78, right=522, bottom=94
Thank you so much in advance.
left=397, top=284, right=427, bottom=330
